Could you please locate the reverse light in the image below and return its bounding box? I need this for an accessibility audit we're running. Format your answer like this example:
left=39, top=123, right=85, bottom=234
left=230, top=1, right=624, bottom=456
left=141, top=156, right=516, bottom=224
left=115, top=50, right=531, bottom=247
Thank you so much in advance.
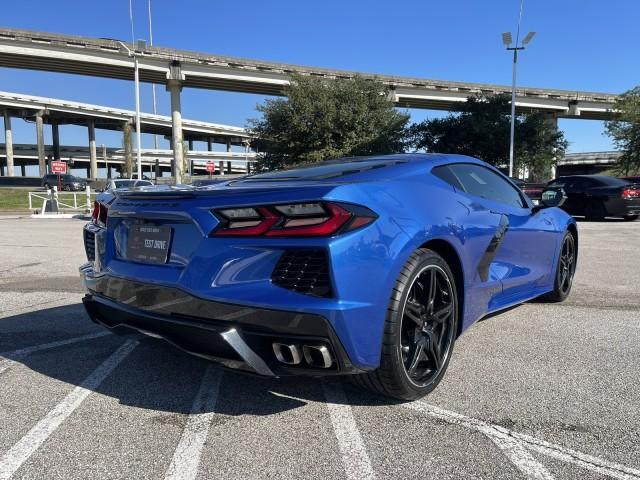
left=212, top=202, right=377, bottom=237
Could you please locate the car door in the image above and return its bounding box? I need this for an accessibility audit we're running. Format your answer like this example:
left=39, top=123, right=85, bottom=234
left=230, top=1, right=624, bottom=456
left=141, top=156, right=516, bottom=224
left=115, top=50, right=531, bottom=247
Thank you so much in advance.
left=448, top=163, right=558, bottom=309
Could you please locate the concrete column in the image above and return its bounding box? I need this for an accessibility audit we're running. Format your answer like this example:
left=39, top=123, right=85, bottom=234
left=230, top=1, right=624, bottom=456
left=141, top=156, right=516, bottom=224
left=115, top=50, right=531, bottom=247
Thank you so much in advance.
left=206, top=138, right=212, bottom=151
left=3, top=110, right=15, bottom=177
left=20, top=164, right=26, bottom=176
left=88, top=119, right=97, bottom=179
left=166, top=64, right=184, bottom=184
left=36, top=112, right=46, bottom=176
left=226, top=141, right=232, bottom=174
left=218, top=161, right=224, bottom=175
left=51, top=122, right=60, bottom=160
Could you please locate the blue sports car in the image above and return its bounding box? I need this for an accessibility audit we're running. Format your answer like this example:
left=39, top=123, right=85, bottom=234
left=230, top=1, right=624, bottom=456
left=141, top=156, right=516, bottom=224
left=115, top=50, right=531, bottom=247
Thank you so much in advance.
left=80, top=154, right=577, bottom=400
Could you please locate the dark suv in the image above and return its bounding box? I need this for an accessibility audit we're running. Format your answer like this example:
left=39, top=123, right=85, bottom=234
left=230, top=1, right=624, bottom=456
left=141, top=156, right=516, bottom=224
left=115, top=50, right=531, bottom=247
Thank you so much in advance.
left=41, top=174, right=88, bottom=191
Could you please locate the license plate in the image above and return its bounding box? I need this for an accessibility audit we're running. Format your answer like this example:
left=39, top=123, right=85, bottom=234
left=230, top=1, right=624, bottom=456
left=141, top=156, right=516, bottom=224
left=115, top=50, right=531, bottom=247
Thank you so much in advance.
left=127, top=225, right=172, bottom=264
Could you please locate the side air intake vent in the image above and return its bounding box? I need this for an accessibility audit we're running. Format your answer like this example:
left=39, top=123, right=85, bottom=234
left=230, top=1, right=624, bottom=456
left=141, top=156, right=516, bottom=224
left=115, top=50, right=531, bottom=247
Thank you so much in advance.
left=271, top=249, right=332, bottom=297
left=84, top=229, right=96, bottom=262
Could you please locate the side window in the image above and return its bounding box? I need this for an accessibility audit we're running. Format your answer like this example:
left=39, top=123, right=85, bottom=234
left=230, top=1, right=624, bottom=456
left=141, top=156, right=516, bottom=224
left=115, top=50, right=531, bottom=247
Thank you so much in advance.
left=432, top=165, right=464, bottom=190
left=448, top=164, right=526, bottom=209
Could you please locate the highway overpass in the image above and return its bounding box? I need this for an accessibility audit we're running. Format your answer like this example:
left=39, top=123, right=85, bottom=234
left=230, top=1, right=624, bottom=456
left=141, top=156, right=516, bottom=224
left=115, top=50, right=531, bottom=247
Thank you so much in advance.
left=0, top=90, right=251, bottom=178
left=0, top=27, right=619, bottom=180
left=0, top=28, right=617, bottom=119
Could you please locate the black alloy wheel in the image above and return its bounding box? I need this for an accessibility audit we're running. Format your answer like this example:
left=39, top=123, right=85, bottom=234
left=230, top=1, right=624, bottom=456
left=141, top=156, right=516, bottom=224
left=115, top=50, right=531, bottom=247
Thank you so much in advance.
left=351, top=248, right=458, bottom=400
left=400, top=265, right=456, bottom=387
left=541, top=231, right=576, bottom=302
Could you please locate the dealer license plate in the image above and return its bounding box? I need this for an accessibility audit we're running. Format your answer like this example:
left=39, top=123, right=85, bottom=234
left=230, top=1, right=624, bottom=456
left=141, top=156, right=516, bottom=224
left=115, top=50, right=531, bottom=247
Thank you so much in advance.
left=127, top=225, right=172, bottom=264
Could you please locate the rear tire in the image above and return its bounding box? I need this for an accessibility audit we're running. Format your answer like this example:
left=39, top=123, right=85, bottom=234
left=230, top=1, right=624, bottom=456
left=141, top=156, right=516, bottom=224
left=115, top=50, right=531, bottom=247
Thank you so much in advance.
left=351, top=248, right=458, bottom=401
left=585, top=200, right=606, bottom=221
left=540, top=231, right=576, bottom=303
left=624, top=215, right=638, bottom=222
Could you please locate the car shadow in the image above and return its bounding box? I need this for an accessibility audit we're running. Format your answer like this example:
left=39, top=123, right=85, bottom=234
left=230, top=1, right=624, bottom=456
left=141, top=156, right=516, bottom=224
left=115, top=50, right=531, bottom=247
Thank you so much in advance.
left=1, top=303, right=401, bottom=418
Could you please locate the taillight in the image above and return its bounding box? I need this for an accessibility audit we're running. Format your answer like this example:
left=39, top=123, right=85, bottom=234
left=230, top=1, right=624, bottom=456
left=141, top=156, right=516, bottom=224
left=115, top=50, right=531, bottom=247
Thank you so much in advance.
left=212, top=202, right=377, bottom=237
left=92, top=201, right=109, bottom=227
left=622, top=187, right=639, bottom=199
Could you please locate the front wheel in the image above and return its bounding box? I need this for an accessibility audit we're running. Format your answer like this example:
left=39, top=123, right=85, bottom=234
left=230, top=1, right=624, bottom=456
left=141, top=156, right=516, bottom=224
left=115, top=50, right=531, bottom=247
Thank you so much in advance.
left=540, top=231, right=576, bottom=303
left=351, top=248, right=458, bottom=401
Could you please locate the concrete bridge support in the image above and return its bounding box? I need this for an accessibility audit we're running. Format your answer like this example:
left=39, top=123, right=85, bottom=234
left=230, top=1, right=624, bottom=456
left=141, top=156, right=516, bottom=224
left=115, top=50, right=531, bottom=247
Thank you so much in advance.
left=35, top=111, right=46, bottom=176
left=3, top=110, right=14, bottom=176
left=167, top=62, right=184, bottom=184
left=51, top=121, right=60, bottom=160
left=88, top=119, right=97, bottom=179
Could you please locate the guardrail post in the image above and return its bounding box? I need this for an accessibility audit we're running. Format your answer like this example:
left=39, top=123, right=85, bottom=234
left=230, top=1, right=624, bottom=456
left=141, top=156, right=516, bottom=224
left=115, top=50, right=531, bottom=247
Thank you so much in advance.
left=86, top=186, right=91, bottom=212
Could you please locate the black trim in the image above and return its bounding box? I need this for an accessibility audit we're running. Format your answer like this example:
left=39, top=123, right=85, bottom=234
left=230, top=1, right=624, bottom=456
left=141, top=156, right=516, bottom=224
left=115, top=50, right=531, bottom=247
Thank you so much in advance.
left=80, top=269, right=361, bottom=376
left=477, top=214, right=509, bottom=282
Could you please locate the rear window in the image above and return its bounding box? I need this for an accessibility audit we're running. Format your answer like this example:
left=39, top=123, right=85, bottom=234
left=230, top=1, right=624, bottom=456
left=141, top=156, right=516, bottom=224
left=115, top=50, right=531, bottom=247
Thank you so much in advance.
left=242, top=158, right=408, bottom=181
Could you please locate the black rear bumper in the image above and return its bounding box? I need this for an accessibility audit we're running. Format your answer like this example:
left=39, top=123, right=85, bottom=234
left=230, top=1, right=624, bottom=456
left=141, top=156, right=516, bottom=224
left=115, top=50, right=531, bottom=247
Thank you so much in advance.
left=80, top=265, right=361, bottom=376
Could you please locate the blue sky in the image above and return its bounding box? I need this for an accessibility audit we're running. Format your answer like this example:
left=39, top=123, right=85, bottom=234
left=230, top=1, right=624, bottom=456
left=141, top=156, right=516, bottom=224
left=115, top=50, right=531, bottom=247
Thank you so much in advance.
left=1, top=0, right=639, bottom=155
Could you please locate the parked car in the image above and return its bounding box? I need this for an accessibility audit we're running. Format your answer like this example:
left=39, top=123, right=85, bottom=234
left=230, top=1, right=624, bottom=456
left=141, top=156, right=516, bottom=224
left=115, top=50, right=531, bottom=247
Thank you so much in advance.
left=41, top=174, right=88, bottom=191
left=103, top=179, right=153, bottom=192
left=81, top=154, right=577, bottom=400
left=509, top=178, right=546, bottom=204
left=546, top=175, right=640, bottom=221
left=623, top=176, right=640, bottom=184
left=520, top=182, right=547, bottom=204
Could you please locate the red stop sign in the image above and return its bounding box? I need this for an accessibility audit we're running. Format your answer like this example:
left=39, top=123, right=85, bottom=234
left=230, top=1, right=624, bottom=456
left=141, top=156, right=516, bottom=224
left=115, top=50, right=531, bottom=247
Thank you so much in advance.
left=206, top=161, right=216, bottom=173
left=51, top=161, right=67, bottom=174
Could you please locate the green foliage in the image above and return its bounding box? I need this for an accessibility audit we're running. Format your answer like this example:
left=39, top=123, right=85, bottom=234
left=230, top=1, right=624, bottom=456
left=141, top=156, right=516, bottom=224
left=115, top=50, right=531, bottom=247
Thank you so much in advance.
left=249, top=75, right=410, bottom=170
left=605, top=86, right=640, bottom=176
left=407, top=94, right=567, bottom=180
left=122, top=122, right=134, bottom=179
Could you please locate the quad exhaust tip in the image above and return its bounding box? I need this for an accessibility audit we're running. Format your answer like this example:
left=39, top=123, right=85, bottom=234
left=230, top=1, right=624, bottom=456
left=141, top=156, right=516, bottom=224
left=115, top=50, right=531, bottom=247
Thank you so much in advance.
left=302, top=344, right=333, bottom=369
left=272, top=342, right=302, bottom=365
left=272, top=342, right=334, bottom=369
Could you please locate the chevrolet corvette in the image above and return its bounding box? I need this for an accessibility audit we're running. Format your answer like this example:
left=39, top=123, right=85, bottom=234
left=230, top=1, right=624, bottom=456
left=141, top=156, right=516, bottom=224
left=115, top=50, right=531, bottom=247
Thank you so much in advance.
left=80, top=154, right=577, bottom=400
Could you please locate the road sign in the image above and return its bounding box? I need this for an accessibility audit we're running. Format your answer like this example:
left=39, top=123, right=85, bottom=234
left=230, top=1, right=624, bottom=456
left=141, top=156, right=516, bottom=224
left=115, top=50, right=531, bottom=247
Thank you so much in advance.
left=206, top=161, right=216, bottom=173
left=51, top=161, right=67, bottom=174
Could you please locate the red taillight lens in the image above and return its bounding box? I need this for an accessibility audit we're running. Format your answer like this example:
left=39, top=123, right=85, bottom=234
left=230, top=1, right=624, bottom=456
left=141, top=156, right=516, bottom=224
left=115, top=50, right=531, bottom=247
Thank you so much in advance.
left=212, top=202, right=376, bottom=237
left=91, top=201, right=99, bottom=221
left=622, top=188, right=639, bottom=199
left=92, top=201, right=109, bottom=227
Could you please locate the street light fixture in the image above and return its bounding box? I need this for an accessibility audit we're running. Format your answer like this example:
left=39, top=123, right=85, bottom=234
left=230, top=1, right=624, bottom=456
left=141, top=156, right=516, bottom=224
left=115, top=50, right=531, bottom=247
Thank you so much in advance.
left=502, top=0, right=536, bottom=178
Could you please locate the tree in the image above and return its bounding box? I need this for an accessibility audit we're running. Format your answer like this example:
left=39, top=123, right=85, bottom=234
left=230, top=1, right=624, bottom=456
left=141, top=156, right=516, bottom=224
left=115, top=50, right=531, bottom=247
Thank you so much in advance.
left=407, top=94, right=567, bottom=180
left=249, top=75, right=410, bottom=170
left=605, top=86, right=640, bottom=176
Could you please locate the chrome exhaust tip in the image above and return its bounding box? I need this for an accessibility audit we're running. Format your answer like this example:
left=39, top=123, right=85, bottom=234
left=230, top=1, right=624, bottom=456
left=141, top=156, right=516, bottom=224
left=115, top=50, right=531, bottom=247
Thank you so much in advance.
left=302, top=344, right=333, bottom=369
left=272, top=342, right=302, bottom=365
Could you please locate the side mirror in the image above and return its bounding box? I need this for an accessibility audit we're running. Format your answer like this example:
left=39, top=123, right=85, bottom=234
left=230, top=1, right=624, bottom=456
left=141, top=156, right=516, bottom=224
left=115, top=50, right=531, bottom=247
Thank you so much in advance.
left=533, top=188, right=567, bottom=212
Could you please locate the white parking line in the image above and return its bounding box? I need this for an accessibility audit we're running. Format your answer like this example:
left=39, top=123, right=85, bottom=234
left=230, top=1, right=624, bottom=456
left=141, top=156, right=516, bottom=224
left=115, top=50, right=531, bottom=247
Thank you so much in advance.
left=164, top=366, right=223, bottom=480
left=0, top=340, right=138, bottom=480
left=0, top=331, right=111, bottom=375
left=406, top=402, right=640, bottom=480
left=322, top=381, right=375, bottom=480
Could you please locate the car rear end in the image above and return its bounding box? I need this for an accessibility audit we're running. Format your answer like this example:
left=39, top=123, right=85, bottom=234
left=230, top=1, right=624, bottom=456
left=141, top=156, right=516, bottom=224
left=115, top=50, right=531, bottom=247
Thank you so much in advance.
left=621, top=183, right=640, bottom=218
left=80, top=179, right=403, bottom=377
left=521, top=182, right=546, bottom=205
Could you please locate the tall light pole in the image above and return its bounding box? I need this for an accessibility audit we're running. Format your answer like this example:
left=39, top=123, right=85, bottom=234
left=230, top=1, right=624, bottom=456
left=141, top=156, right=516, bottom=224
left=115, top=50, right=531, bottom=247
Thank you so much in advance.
left=502, top=0, right=535, bottom=178
left=118, top=40, right=144, bottom=180
left=148, top=0, right=158, bottom=150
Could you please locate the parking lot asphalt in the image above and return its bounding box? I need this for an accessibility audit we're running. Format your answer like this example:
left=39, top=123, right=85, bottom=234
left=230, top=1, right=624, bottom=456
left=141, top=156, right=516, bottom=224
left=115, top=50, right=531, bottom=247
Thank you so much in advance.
left=0, top=217, right=639, bottom=480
